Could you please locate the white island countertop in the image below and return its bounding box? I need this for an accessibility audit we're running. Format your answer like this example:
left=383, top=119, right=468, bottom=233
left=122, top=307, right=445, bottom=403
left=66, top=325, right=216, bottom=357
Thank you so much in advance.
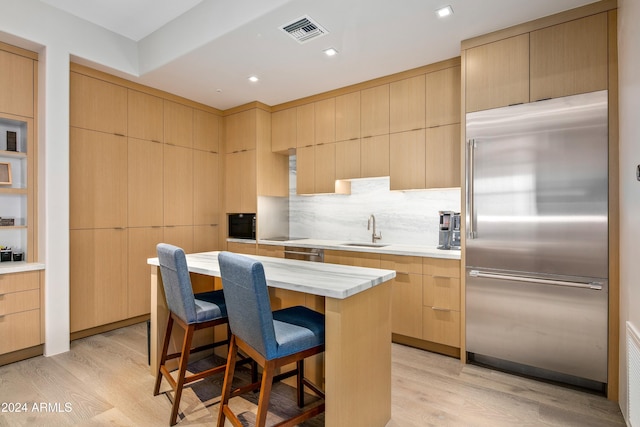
left=148, top=251, right=396, bottom=300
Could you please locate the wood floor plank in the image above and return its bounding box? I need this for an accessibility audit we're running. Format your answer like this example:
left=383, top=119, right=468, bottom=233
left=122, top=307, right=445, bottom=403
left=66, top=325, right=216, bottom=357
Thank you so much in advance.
left=0, top=322, right=625, bottom=427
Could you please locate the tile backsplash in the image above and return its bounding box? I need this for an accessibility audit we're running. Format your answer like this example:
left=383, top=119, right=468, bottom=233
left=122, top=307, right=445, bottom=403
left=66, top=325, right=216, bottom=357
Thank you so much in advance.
left=287, top=156, right=460, bottom=247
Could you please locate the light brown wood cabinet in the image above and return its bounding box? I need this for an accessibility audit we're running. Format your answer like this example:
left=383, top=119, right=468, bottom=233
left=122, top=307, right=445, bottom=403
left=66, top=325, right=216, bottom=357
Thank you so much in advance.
left=296, top=143, right=341, bottom=194
left=193, top=224, right=220, bottom=253
left=225, top=109, right=257, bottom=153
left=164, top=100, right=193, bottom=148
left=426, top=66, right=461, bottom=127
left=193, top=151, right=219, bottom=225
left=361, top=134, right=390, bottom=178
left=361, top=84, right=389, bottom=138
left=193, top=109, right=220, bottom=153
left=0, top=271, right=42, bottom=355
left=324, top=250, right=381, bottom=268
left=390, top=129, right=426, bottom=190
left=465, top=34, right=530, bottom=113
left=70, top=71, right=127, bottom=135
left=127, top=90, right=163, bottom=142
left=69, top=127, right=128, bottom=229
left=163, top=226, right=194, bottom=254
left=335, top=91, right=360, bottom=141
left=381, top=255, right=423, bottom=339
left=390, top=75, right=426, bottom=134
left=70, top=228, right=128, bottom=333
left=271, top=108, right=296, bottom=153
left=314, top=98, right=335, bottom=145
left=227, top=241, right=257, bottom=255
left=530, top=13, right=608, bottom=101
left=422, top=258, right=461, bottom=348
left=0, top=49, right=34, bottom=118
left=127, top=226, right=164, bottom=318
left=335, top=139, right=361, bottom=180
left=225, top=149, right=257, bottom=213
left=127, top=138, right=163, bottom=227
left=296, top=145, right=315, bottom=195
left=163, top=144, right=193, bottom=226
left=257, top=244, right=284, bottom=258
left=296, top=103, right=315, bottom=148
left=425, top=124, right=461, bottom=189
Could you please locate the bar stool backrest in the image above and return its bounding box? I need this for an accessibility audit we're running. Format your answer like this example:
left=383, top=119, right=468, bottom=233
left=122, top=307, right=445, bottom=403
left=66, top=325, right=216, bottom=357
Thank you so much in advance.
left=157, top=243, right=197, bottom=324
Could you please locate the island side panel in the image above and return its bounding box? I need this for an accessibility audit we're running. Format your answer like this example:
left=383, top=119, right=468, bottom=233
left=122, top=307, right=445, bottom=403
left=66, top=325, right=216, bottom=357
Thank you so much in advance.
left=325, top=280, right=392, bottom=427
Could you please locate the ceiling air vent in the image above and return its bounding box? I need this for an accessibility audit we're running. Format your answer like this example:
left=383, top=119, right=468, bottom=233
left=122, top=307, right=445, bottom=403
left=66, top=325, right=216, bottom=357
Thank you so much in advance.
left=280, top=15, right=328, bottom=44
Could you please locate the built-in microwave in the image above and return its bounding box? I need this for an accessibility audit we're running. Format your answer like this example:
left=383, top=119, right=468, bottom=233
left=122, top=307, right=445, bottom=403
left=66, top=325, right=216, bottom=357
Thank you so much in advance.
left=228, top=213, right=256, bottom=240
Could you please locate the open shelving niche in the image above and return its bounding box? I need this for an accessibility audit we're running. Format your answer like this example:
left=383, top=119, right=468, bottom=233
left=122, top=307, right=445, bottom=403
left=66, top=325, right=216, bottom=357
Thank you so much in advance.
left=0, top=116, right=29, bottom=259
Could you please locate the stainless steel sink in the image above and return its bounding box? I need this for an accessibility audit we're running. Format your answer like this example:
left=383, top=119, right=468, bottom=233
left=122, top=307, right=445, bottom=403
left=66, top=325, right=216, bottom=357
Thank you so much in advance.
left=341, top=242, right=389, bottom=248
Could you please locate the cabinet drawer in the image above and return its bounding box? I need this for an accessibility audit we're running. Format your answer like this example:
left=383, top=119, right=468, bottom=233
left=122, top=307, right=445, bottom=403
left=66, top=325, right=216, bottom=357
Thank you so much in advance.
left=422, top=308, right=460, bottom=348
left=0, top=289, right=39, bottom=316
left=0, top=271, right=40, bottom=294
left=391, top=272, right=423, bottom=338
left=423, top=276, right=460, bottom=311
left=423, top=258, right=460, bottom=278
left=0, top=309, right=41, bottom=354
left=325, top=250, right=380, bottom=268
left=257, top=245, right=284, bottom=258
left=227, top=241, right=257, bottom=255
left=380, top=254, right=422, bottom=275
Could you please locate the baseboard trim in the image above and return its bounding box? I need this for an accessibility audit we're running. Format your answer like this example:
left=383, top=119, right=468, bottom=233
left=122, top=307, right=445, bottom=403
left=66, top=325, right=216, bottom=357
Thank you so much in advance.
left=0, top=344, right=44, bottom=367
left=70, top=315, right=150, bottom=341
left=392, top=334, right=460, bottom=359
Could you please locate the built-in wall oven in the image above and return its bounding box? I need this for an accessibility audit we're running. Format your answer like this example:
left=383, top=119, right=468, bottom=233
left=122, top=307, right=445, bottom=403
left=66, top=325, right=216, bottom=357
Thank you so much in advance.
left=284, top=246, right=324, bottom=262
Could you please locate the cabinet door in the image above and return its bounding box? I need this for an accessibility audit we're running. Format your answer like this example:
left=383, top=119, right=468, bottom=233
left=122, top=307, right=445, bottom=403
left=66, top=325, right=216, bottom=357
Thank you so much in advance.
left=225, top=110, right=256, bottom=153
left=127, top=90, right=163, bottom=142
left=225, top=150, right=256, bottom=213
left=361, top=85, right=389, bottom=137
left=422, top=308, right=460, bottom=348
left=70, top=128, right=127, bottom=229
left=296, top=145, right=315, bottom=195
left=530, top=13, right=608, bottom=101
left=335, top=92, right=361, bottom=142
left=390, top=75, right=426, bottom=133
left=336, top=139, right=361, bottom=180
left=193, top=151, right=219, bottom=225
left=128, top=138, right=163, bottom=227
left=163, top=144, right=193, bottom=226
left=390, top=129, right=426, bottom=190
left=390, top=272, right=423, bottom=338
left=423, top=276, right=460, bottom=311
left=314, top=98, right=335, bottom=145
left=163, top=226, right=194, bottom=253
left=425, top=124, right=461, bottom=189
left=0, top=310, right=40, bottom=354
left=315, top=143, right=336, bottom=194
left=193, top=224, right=220, bottom=252
left=465, top=34, right=529, bottom=112
left=0, top=50, right=33, bottom=118
left=128, top=226, right=163, bottom=318
left=426, top=66, right=461, bottom=127
left=324, top=250, right=381, bottom=268
left=193, top=109, right=220, bottom=153
left=296, top=104, right=315, bottom=148
left=361, top=134, right=390, bottom=178
left=70, top=72, right=127, bottom=135
left=164, top=101, right=193, bottom=148
left=257, top=244, right=284, bottom=258
left=271, top=108, right=296, bottom=153
left=70, top=228, right=128, bottom=333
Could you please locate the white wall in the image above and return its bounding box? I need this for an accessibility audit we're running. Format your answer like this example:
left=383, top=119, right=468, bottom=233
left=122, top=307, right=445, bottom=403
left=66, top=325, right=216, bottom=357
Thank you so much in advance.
left=0, top=0, right=138, bottom=356
left=617, top=0, right=640, bottom=421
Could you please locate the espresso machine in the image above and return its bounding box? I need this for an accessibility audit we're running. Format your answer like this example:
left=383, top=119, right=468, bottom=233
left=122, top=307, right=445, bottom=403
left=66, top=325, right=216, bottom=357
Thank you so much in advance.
left=438, top=211, right=460, bottom=250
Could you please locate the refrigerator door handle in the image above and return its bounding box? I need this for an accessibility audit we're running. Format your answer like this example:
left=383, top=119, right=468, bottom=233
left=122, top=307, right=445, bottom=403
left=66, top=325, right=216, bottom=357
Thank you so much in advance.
left=469, top=270, right=604, bottom=290
left=466, top=139, right=477, bottom=239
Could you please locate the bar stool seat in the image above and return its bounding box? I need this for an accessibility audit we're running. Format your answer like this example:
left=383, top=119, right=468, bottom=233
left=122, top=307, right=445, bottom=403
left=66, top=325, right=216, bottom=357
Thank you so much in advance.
left=217, top=251, right=325, bottom=427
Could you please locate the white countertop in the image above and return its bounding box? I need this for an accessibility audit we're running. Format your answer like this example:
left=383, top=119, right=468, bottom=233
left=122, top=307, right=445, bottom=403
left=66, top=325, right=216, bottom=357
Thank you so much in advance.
left=148, top=251, right=396, bottom=299
left=0, top=262, right=45, bottom=275
left=256, top=238, right=461, bottom=260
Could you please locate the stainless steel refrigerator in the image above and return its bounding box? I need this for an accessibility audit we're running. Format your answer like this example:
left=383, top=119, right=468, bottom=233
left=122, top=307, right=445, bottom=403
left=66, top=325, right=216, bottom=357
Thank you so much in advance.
left=465, top=90, right=609, bottom=390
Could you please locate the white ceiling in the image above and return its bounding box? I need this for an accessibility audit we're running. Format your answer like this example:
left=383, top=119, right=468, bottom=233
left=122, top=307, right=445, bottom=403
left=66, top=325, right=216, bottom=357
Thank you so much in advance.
left=43, top=0, right=600, bottom=110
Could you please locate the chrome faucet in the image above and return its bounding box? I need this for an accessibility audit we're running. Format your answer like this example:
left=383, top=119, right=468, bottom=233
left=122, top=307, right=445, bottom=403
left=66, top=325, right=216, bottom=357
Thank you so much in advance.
left=367, top=214, right=382, bottom=244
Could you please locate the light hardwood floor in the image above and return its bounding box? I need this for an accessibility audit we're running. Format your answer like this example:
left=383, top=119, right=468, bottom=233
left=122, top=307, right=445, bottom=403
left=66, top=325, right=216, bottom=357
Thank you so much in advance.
left=0, top=322, right=625, bottom=426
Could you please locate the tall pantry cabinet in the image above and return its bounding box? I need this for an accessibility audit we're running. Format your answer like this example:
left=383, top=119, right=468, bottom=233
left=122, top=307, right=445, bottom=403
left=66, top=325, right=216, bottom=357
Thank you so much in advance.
left=0, top=42, right=44, bottom=365
left=69, top=64, right=223, bottom=336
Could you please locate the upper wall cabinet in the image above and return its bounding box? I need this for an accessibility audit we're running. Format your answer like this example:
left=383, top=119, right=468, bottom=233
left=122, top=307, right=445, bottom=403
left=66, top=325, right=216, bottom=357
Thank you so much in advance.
left=465, top=34, right=530, bottom=113
left=70, top=72, right=127, bottom=135
left=296, top=103, right=315, bottom=148
left=390, top=75, right=426, bottom=134
left=127, top=90, right=163, bottom=142
left=314, top=98, right=335, bottom=145
left=335, top=91, right=360, bottom=142
left=426, top=66, right=461, bottom=127
left=530, top=13, right=608, bottom=101
left=0, top=50, right=34, bottom=118
left=226, top=109, right=256, bottom=153
left=361, top=84, right=389, bottom=138
left=193, top=109, right=220, bottom=153
left=164, top=100, right=193, bottom=148
left=271, top=107, right=296, bottom=153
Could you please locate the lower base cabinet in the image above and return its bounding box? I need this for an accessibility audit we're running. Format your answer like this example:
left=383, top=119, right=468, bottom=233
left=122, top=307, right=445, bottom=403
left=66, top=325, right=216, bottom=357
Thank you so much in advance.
left=0, top=271, right=42, bottom=355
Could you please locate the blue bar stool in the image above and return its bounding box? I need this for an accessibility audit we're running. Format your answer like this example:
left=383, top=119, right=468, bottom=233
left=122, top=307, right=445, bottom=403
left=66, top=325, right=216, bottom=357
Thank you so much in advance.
left=217, top=251, right=325, bottom=427
left=154, top=243, right=230, bottom=426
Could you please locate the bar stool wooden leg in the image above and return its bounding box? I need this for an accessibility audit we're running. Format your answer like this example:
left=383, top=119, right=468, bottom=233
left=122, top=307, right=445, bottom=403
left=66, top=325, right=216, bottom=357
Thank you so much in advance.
left=296, top=360, right=304, bottom=408
left=170, top=324, right=195, bottom=426
left=255, top=360, right=276, bottom=427
left=217, top=336, right=239, bottom=427
left=154, top=316, right=174, bottom=396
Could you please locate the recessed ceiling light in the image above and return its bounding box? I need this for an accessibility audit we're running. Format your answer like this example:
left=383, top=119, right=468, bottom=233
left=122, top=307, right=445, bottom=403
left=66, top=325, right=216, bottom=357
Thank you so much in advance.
left=436, top=5, right=453, bottom=18
left=248, top=76, right=259, bottom=83
left=324, top=48, right=338, bottom=57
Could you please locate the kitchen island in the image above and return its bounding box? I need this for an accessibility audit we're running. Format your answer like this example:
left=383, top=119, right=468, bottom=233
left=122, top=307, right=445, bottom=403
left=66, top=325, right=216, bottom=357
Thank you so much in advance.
left=148, top=251, right=396, bottom=427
